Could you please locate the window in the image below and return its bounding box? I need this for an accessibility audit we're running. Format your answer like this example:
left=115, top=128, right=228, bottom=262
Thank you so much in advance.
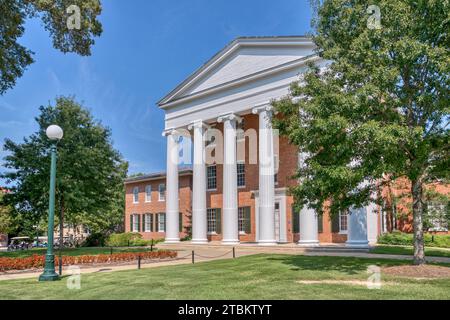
left=426, top=202, right=449, bottom=232
left=207, top=165, right=217, bottom=190
left=238, top=207, right=250, bottom=234
left=145, top=185, right=152, bottom=202
left=132, top=187, right=139, bottom=203
left=158, top=184, right=166, bottom=201
left=339, top=212, right=348, bottom=234
left=207, top=208, right=218, bottom=234
left=131, top=214, right=139, bottom=232
left=237, top=162, right=245, bottom=188
left=144, top=214, right=152, bottom=232
left=157, top=213, right=165, bottom=232
left=236, top=119, right=245, bottom=141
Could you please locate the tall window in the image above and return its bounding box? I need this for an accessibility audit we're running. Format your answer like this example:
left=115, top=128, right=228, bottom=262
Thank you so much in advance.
left=157, top=213, right=165, bottom=232
left=207, top=165, right=217, bottom=190
left=236, top=119, right=245, bottom=141
left=238, top=207, right=250, bottom=233
left=132, top=214, right=139, bottom=232
left=158, top=184, right=166, bottom=201
left=207, top=208, right=218, bottom=234
left=132, top=187, right=139, bottom=203
left=237, top=162, right=245, bottom=187
left=145, top=185, right=152, bottom=202
left=426, top=202, right=448, bottom=232
left=144, top=214, right=152, bottom=232
left=339, top=212, right=348, bottom=234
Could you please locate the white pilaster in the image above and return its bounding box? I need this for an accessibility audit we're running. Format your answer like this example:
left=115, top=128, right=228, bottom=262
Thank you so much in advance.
left=298, top=206, right=319, bottom=246
left=253, top=105, right=276, bottom=245
left=163, top=130, right=180, bottom=243
left=367, top=202, right=378, bottom=244
left=189, top=121, right=208, bottom=244
left=346, top=207, right=369, bottom=248
left=217, top=113, right=240, bottom=245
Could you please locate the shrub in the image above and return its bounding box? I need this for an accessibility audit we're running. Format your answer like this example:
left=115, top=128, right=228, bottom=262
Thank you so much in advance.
left=0, top=250, right=178, bottom=271
left=106, top=232, right=152, bottom=247
left=82, top=233, right=108, bottom=247
left=378, top=231, right=450, bottom=248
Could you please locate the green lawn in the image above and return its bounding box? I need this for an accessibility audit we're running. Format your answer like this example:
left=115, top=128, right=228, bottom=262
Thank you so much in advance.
left=1, top=254, right=449, bottom=300
left=0, top=247, right=152, bottom=258
left=371, top=245, right=450, bottom=258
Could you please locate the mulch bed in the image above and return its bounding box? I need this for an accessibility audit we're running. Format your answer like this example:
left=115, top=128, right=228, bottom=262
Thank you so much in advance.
left=383, top=265, right=450, bottom=279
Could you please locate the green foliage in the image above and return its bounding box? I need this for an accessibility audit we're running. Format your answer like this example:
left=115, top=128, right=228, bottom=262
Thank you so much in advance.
left=106, top=232, right=153, bottom=247
left=273, top=0, right=449, bottom=263
left=0, top=192, right=14, bottom=235
left=0, top=0, right=102, bottom=94
left=1, top=96, right=128, bottom=236
left=82, top=232, right=108, bottom=247
left=378, top=232, right=450, bottom=248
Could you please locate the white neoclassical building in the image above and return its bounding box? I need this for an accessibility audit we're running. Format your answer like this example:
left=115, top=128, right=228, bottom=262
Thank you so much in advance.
left=155, top=36, right=379, bottom=247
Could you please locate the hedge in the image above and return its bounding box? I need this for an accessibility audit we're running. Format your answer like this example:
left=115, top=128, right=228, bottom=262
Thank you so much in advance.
left=0, top=250, right=177, bottom=272
left=106, top=232, right=151, bottom=247
left=378, top=231, right=450, bottom=248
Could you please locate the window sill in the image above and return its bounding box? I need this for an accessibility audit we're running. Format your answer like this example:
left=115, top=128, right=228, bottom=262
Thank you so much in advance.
left=207, top=189, right=217, bottom=192
left=339, top=231, right=348, bottom=235
left=207, top=232, right=218, bottom=235
left=239, top=232, right=247, bottom=235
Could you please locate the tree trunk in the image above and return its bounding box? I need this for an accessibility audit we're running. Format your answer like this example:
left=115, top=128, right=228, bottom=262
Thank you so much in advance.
left=411, top=178, right=425, bottom=265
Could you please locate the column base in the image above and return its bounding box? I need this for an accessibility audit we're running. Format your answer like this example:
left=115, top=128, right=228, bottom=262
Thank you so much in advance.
left=164, top=238, right=180, bottom=244
left=191, top=239, right=208, bottom=244
left=221, top=239, right=240, bottom=245
left=298, top=240, right=320, bottom=247
left=346, top=240, right=369, bottom=248
left=258, top=240, right=278, bottom=246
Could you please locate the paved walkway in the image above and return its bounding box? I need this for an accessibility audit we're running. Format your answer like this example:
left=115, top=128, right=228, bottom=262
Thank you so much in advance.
left=1, top=243, right=449, bottom=282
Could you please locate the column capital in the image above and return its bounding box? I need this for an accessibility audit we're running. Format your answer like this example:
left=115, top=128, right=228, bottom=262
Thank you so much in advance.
left=217, top=113, right=242, bottom=124
left=252, top=104, right=274, bottom=115
left=162, top=128, right=190, bottom=138
left=188, top=120, right=211, bottom=131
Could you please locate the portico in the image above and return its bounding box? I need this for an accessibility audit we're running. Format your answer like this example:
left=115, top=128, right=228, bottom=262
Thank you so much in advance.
left=157, top=36, right=376, bottom=247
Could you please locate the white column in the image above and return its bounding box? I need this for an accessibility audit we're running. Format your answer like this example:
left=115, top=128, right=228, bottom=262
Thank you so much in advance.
left=298, top=206, right=319, bottom=246
left=253, top=106, right=276, bottom=245
left=346, top=207, right=369, bottom=248
left=189, top=121, right=208, bottom=244
left=367, top=202, right=378, bottom=244
left=218, top=113, right=240, bottom=245
left=164, top=130, right=180, bottom=243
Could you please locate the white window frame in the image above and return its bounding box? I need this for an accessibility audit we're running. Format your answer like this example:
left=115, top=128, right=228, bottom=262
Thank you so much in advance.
left=145, top=185, right=152, bottom=203
left=144, top=214, right=152, bottom=232
left=238, top=207, right=247, bottom=234
left=237, top=161, right=245, bottom=188
left=158, top=184, right=166, bottom=201
left=339, top=212, right=348, bottom=234
left=207, top=165, right=217, bottom=191
left=157, top=213, right=165, bottom=232
left=132, top=187, right=139, bottom=204
left=207, top=208, right=217, bottom=234
left=132, top=214, right=139, bottom=232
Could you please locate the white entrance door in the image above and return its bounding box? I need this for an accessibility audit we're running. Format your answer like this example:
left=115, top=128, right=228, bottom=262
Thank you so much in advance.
left=274, top=202, right=281, bottom=242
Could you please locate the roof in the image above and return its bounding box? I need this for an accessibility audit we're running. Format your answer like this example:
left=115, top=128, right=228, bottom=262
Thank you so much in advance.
left=157, top=35, right=312, bottom=107
left=124, top=168, right=192, bottom=184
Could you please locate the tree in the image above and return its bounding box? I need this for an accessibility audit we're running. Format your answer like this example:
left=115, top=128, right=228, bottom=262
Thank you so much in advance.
left=0, top=192, right=14, bottom=235
left=0, top=0, right=102, bottom=94
left=273, top=0, right=449, bottom=265
left=1, top=96, right=128, bottom=236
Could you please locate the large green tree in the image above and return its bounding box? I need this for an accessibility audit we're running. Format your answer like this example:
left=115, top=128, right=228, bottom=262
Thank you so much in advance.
left=1, top=96, right=128, bottom=236
left=0, top=0, right=102, bottom=94
left=273, top=0, right=449, bottom=265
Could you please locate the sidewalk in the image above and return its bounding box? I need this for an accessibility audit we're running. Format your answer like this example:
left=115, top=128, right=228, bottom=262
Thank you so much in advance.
left=1, top=244, right=449, bottom=281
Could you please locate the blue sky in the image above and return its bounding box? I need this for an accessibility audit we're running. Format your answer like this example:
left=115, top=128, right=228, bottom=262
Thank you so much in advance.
left=0, top=0, right=312, bottom=183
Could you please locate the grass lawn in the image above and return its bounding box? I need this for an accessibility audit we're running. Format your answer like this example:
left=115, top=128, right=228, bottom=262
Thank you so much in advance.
left=1, top=254, right=449, bottom=300
left=371, top=245, right=450, bottom=258
left=0, top=247, right=153, bottom=258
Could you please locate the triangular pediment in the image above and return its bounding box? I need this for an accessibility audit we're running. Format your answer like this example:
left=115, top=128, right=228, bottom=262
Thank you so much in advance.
left=159, top=36, right=316, bottom=107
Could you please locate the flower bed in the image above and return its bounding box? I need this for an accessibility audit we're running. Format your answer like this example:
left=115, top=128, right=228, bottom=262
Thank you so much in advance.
left=0, top=250, right=177, bottom=272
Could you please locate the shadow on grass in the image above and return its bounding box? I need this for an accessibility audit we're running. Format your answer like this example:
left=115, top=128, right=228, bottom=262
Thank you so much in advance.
left=265, top=255, right=408, bottom=275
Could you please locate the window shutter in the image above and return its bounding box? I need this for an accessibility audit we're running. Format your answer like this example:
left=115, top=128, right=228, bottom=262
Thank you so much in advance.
left=179, top=212, right=183, bottom=232
left=292, top=205, right=299, bottom=233
left=163, top=213, right=166, bottom=232
left=150, top=214, right=154, bottom=232
left=155, top=214, right=159, bottom=232
left=130, top=215, right=133, bottom=232
left=331, top=214, right=340, bottom=233
left=216, top=209, right=221, bottom=234
left=137, top=214, right=141, bottom=232
left=318, top=215, right=323, bottom=233
left=245, top=207, right=251, bottom=234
